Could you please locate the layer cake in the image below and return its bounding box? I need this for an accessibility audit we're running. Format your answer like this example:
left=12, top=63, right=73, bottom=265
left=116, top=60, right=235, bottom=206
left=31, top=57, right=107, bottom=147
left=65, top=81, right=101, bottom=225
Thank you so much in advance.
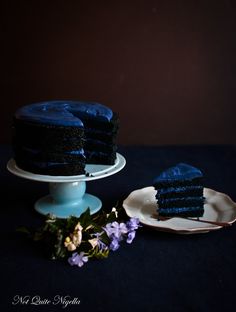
left=13, top=101, right=119, bottom=176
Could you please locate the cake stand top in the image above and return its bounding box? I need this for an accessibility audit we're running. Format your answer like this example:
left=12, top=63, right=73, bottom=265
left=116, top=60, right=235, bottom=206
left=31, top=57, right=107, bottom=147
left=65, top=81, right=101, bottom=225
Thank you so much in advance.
left=7, top=153, right=126, bottom=183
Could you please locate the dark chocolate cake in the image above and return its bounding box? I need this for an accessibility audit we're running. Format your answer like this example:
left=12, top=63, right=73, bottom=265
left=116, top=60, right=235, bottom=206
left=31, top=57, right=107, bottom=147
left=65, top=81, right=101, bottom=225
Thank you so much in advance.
left=13, top=101, right=119, bottom=175
left=153, top=163, right=204, bottom=218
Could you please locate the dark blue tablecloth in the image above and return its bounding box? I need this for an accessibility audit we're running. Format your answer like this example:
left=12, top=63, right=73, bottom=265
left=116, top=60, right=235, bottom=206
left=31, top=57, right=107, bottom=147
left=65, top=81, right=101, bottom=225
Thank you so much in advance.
left=1, top=145, right=236, bottom=312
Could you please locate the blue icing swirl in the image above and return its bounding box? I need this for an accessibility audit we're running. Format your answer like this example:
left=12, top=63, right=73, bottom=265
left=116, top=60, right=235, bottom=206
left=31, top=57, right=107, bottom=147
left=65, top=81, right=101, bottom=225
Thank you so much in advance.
left=15, top=101, right=113, bottom=126
left=154, top=163, right=203, bottom=183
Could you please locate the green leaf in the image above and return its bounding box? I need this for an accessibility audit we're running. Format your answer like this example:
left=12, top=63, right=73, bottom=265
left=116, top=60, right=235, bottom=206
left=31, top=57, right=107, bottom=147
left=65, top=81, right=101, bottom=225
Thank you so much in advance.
left=88, top=246, right=110, bottom=259
left=79, top=208, right=92, bottom=227
left=16, top=226, right=31, bottom=236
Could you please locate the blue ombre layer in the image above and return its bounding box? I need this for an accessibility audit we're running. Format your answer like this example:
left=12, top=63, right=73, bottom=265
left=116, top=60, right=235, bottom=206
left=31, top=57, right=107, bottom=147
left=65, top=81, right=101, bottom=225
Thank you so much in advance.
left=15, top=101, right=113, bottom=126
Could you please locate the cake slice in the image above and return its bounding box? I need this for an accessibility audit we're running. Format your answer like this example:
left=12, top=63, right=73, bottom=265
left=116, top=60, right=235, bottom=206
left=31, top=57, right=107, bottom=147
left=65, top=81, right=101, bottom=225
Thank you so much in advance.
left=153, top=163, right=204, bottom=218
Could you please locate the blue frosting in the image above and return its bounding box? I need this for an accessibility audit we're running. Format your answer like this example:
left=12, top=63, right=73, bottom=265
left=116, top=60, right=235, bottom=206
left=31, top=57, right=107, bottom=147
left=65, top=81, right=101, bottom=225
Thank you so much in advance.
left=154, top=163, right=203, bottom=184
left=29, top=161, right=70, bottom=169
left=158, top=185, right=203, bottom=195
left=15, top=101, right=113, bottom=126
left=158, top=196, right=204, bottom=205
left=66, top=149, right=85, bottom=157
left=85, top=150, right=111, bottom=158
left=21, top=146, right=85, bottom=157
left=158, top=206, right=204, bottom=215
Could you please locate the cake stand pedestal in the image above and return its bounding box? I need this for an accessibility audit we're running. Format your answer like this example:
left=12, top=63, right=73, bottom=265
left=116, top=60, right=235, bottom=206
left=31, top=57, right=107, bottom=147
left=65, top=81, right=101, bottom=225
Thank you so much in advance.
left=7, top=153, right=126, bottom=218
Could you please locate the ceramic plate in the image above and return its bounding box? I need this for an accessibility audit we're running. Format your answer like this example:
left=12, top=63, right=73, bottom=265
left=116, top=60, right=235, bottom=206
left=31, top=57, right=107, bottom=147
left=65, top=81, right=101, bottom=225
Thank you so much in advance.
left=123, top=187, right=236, bottom=234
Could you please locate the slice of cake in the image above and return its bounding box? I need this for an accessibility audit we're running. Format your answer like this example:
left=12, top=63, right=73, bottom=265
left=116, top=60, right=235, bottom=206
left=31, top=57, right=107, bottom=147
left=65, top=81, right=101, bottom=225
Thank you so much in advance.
left=153, top=163, right=204, bottom=218
left=12, top=101, right=119, bottom=176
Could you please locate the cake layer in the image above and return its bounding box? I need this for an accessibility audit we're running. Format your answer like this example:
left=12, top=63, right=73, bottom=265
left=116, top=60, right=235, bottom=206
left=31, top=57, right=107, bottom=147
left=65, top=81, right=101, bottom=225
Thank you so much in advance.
left=154, top=179, right=202, bottom=188
left=13, top=120, right=85, bottom=150
left=84, top=139, right=117, bottom=153
left=15, top=158, right=86, bottom=176
left=85, top=128, right=118, bottom=142
left=85, top=150, right=116, bottom=165
left=15, top=146, right=86, bottom=162
left=157, top=186, right=203, bottom=199
left=158, top=196, right=204, bottom=208
left=158, top=206, right=204, bottom=218
left=80, top=112, right=119, bottom=131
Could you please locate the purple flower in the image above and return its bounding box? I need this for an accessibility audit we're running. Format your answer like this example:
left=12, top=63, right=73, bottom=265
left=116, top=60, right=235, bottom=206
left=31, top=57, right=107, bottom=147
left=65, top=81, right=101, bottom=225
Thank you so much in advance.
left=98, top=240, right=108, bottom=250
left=68, top=252, right=88, bottom=267
left=103, top=218, right=140, bottom=251
left=126, top=218, right=140, bottom=231
left=103, top=221, right=128, bottom=240
left=126, top=231, right=136, bottom=244
left=109, top=237, right=120, bottom=251
left=91, top=232, right=108, bottom=251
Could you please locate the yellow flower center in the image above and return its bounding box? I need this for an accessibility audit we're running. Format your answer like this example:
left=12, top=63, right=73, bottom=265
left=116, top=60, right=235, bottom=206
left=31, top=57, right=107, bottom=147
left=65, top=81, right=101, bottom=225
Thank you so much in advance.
left=65, top=236, right=71, bottom=243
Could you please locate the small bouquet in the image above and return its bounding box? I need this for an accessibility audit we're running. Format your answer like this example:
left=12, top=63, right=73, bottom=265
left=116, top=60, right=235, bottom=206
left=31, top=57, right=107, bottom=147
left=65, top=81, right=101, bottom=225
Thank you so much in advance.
left=27, top=206, right=140, bottom=268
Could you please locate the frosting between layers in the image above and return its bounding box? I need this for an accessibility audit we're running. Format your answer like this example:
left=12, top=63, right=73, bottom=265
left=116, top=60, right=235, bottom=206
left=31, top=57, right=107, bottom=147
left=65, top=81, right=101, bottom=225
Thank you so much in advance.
left=157, top=186, right=203, bottom=197
left=158, top=196, right=204, bottom=208
left=15, top=101, right=113, bottom=126
left=20, top=146, right=86, bottom=157
left=158, top=206, right=204, bottom=215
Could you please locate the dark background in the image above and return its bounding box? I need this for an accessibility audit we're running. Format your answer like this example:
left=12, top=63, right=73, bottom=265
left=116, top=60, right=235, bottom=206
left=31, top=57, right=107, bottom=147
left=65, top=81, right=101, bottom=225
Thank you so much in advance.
left=1, top=0, right=236, bottom=145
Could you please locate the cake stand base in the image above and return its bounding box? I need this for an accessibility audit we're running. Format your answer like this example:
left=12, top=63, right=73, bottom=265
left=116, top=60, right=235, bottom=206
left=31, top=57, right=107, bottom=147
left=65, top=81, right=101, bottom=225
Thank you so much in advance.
left=35, top=181, right=102, bottom=218
left=35, top=194, right=101, bottom=218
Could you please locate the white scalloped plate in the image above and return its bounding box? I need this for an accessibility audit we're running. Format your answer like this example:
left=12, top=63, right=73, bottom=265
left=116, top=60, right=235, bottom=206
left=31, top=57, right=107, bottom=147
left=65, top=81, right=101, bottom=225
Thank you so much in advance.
left=123, top=187, right=236, bottom=234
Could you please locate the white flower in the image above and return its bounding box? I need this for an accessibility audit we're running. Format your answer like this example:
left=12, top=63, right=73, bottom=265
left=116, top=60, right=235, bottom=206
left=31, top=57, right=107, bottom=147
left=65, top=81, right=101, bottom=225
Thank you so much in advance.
left=64, top=222, right=83, bottom=251
left=106, top=207, right=118, bottom=218
left=74, top=222, right=83, bottom=232
left=88, top=238, right=99, bottom=249
left=64, top=237, right=77, bottom=251
left=71, top=222, right=83, bottom=247
left=111, top=207, right=118, bottom=218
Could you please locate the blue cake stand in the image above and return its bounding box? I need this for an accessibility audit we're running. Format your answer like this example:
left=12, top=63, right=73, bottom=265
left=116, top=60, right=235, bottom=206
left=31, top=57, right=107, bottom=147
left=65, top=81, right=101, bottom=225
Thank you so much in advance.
left=7, top=153, right=126, bottom=218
